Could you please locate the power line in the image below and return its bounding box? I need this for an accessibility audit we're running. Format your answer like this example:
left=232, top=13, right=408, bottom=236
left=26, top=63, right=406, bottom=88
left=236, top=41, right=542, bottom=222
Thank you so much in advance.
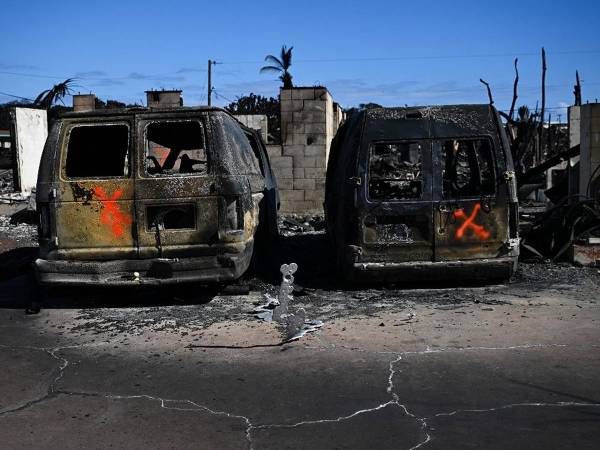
left=0, top=91, right=34, bottom=102
left=3, top=48, right=600, bottom=81
left=0, top=70, right=66, bottom=80
left=220, top=49, right=600, bottom=65
left=212, top=90, right=234, bottom=103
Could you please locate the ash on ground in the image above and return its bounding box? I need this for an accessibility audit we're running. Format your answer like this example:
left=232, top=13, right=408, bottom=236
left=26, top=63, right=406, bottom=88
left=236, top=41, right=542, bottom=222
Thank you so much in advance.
left=0, top=215, right=37, bottom=246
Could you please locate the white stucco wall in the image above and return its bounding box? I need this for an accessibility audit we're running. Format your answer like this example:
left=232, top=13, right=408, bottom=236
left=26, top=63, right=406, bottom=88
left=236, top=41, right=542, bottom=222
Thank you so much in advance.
left=13, top=107, right=48, bottom=194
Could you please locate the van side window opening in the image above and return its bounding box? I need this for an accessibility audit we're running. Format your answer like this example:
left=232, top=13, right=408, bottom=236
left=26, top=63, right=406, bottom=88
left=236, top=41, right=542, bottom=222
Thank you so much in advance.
left=65, top=124, right=129, bottom=178
left=145, top=121, right=207, bottom=176
left=442, top=138, right=495, bottom=198
left=369, top=142, right=423, bottom=200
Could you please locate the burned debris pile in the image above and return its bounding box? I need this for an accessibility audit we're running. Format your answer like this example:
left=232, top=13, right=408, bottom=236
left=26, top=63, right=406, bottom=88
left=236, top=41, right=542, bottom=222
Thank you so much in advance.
left=521, top=196, right=600, bottom=262
left=278, top=214, right=326, bottom=236
left=479, top=52, right=599, bottom=265
left=0, top=169, right=13, bottom=195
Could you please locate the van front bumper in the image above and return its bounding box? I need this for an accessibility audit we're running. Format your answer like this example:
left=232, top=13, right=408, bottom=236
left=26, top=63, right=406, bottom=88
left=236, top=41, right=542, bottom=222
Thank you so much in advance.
left=35, top=244, right=253, bottom=287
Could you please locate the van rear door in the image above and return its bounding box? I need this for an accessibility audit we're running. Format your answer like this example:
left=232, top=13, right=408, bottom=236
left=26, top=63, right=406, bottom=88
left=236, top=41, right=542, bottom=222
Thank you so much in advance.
left=432, top=137, right=509, bottom=261
left=361, top=139, right=435, bottom=262
left=56, top=120, right=137, bottom=259
left=134, top=116, right=219, bottom=258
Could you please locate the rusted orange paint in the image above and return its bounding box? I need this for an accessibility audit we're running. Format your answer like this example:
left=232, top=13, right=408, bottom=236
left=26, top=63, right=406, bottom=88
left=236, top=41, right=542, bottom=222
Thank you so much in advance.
left=93, top=187, right=132, bottom=238
left=454, top=203, right=491, bottom=240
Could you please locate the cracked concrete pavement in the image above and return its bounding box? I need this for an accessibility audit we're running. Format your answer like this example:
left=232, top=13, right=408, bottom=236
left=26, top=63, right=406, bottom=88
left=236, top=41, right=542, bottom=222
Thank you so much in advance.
left=0, top=232, right=599, bottom=448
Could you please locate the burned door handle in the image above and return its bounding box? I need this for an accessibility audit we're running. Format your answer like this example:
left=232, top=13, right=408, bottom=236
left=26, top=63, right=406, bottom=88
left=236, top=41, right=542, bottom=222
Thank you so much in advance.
left=349, top=177, right=362, bottom=186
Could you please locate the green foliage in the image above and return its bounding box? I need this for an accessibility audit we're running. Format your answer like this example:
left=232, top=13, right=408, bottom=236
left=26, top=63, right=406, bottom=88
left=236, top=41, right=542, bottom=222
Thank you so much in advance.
left=226, top=93, right=281, bottom=143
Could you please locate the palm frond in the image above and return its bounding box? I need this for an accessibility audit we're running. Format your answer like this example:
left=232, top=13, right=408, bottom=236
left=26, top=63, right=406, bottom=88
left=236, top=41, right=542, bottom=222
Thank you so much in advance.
left=264, top=54, right=284, bottom=68
left=281, top=46, right=293, bottom=68
left=260, top=65, right=283, bottom=74
left=34, top=89, right=50, bottom=105
left=34, top=78, right=76, bottom=109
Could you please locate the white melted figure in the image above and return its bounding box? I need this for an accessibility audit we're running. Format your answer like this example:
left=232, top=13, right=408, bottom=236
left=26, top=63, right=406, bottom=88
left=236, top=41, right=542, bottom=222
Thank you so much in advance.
left=273, top=263, right=297, bottom=322
left=254, top=262, right=323, bottom=341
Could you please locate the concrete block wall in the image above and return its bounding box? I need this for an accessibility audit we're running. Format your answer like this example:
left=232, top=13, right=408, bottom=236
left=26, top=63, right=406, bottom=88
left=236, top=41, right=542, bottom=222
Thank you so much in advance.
left=569, top=103, right=600, bottom=198
left=273, top=87, right=345, bottom=213
left=235, top=114, right=268, bottom=142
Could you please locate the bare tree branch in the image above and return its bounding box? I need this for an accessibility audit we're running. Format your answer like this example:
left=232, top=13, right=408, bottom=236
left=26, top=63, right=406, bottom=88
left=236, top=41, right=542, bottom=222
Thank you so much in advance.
left=479, top=78, right=494, bottom=105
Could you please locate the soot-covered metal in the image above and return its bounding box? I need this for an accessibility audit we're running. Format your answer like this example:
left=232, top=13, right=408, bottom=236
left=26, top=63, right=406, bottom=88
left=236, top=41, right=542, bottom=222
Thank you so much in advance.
left=35, top=106, right=278, bottom=286
left=325, top=104, right=520, bottom=282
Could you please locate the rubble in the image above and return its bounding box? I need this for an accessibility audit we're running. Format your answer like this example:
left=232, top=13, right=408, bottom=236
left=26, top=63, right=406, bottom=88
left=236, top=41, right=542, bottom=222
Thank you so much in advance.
left=0, top=170, right=14, bottom=195
left=0, top=214, right=37, bottom=245
left=278, top=214, right=326, bottom=236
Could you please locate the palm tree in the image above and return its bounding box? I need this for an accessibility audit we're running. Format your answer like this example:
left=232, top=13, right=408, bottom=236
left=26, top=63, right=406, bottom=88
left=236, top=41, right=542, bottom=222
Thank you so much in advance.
left=260, top=45, right=294, bottom=88
left=34, top=78, right=75, bottom=109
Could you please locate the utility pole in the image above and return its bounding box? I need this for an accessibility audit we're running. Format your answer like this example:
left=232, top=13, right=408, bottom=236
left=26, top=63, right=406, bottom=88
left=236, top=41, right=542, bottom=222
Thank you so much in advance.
left=207, top=59, right=213, bottom=107
left=207, top=59, right=220, bottom=106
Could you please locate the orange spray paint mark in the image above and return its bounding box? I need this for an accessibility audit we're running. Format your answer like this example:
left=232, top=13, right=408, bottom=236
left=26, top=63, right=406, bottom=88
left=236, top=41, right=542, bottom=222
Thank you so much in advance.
left=453, top=203, right=490, bottom=240
left=93, top=187, right=132, bottom=238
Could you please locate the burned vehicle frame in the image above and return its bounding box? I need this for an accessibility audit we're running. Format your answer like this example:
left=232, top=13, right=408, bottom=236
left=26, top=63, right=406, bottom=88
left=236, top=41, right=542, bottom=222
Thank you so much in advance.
left=35, top=106, right=278, bottom=286
left=325, top=105, right=519, bottom=282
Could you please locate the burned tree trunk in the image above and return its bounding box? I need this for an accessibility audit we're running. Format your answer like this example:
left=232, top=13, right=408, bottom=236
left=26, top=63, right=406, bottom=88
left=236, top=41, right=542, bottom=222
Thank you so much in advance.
left=538, top=48, right=547, bottom=164
left=509, top=58, right=519, bottom=120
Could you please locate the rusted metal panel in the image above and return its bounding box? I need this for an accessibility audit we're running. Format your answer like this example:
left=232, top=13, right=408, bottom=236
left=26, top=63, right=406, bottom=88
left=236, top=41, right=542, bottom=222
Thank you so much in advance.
left=56, top=180, right=136, bottom=257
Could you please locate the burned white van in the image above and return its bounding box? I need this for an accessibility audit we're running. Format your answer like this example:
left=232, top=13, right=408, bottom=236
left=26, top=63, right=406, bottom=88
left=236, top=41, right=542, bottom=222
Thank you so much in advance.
left=325, top=105, right=519, bottom=282
left=35, top=107, right=278, bottom=286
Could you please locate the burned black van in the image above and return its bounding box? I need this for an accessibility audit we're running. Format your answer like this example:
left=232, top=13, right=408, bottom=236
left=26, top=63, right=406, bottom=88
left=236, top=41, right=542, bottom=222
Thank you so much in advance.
left=35, top=107, right=278, bottom=286
left=325, top=105, right=519, bottom=282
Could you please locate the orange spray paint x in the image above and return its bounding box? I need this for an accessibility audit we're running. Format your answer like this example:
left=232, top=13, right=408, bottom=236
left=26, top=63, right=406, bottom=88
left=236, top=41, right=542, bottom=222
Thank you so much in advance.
left=93, top=187, right=132, bottom=238
left=453, top=203, right=490, bottom=240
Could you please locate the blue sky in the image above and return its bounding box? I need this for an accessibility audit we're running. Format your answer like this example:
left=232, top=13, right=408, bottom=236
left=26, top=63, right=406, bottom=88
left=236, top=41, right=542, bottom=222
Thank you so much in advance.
left=1, top=0, right=599, bottom=119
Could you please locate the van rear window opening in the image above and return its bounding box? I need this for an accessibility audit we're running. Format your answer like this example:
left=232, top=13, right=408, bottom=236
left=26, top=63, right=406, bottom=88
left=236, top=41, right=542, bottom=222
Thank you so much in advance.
left=369, top=142, right=423, bottom=200
left=442, top=138, right=495, bottom=198
left=65, top=124, right=129, bottom=178
left=145, top=121, right=207, bottom=176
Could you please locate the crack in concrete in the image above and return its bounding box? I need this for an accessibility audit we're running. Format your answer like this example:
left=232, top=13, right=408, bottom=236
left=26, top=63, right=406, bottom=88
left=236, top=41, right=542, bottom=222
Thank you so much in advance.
left=251, top=352, right=431, bottom=450
left=386, top=355, right=432, bottom=450
left=2, top=341, right=598, bottom=449
left=253, top=400, right=400, bottom=430
left=434, top=401, right=600, bottom=418
left=0, top=343, right=100, bottom=416
left=106, top=394, right=254, bottom=448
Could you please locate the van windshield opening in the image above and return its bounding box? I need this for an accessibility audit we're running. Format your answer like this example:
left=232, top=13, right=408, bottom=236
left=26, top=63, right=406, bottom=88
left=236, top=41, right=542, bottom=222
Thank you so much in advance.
left=145, top=121, right=207, bottom=176
left=65, top=124, right=129, bottom=178
left=369, top=141, right=423, bottom=200
left=442, top=138, right=495, bottom=198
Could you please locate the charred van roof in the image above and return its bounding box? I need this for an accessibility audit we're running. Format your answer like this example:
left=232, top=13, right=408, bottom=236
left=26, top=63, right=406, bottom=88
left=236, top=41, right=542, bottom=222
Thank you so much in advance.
left=362, top=104, right=499, bottom=139
left=60, top=105, right=230, bottom=119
